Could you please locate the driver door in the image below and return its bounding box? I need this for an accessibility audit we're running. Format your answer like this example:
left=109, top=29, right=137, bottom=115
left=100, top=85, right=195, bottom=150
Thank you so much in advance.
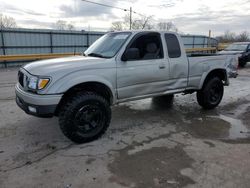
left=116, top=32, right=170, bottom=100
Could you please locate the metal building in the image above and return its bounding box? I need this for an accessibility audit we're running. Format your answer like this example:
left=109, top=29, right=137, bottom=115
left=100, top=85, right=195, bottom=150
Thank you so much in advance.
left=0, top=28, right=104, bottom=55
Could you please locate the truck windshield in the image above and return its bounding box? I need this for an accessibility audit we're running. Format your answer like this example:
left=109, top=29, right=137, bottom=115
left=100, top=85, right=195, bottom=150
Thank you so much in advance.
left=225, top=44, right=248, bottom=51
left=84, top=32, right=131, bottom=58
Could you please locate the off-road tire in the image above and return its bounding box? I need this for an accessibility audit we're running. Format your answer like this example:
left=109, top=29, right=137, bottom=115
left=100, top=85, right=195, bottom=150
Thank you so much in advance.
left=197, top=77, right=224, bottom=109
left=58, top=92, right=111, bottom=143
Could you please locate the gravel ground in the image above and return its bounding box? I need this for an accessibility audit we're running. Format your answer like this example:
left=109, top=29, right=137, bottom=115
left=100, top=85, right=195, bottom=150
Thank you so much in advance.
left=0, top=64, right=250, bottom=188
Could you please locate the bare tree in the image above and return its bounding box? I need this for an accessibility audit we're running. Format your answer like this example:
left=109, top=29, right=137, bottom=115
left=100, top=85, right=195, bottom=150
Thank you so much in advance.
left=110, top=15, right=179, bottom=32
left=111, top=21, right=123, bottom=31
left=110, top=13, right=154, bottom=31
left=125, top=14, right=154, bottom=30
left=139, top=15, right=154, bottom=30
left=157, top=22, right=168, bottom=30
left=55, top=20, right=75, bottom=30
left=236, top=31, right=249, bottom=42
left=216, top=30, right=250, bottom=43
left=224, top=30, right=236, bottom=42
left=67, top=23, right=75, bottom=31
left=166, top=22, right=178, bottom=32
left=0, top=14, right=17, bottom=28
left=157, top=21, right=178, bottom=32
left=55, top=20, right=67, bottom=30
left=216, top=30, right=236, bottom=43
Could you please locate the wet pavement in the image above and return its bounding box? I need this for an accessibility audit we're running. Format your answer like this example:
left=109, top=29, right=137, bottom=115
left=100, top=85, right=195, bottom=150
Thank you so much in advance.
left=0, top=64, right=250, bottom=188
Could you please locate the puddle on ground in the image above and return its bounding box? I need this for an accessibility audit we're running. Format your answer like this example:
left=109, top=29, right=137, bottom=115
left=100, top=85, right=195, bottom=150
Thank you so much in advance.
left=108, top=145, right=195, bottom=188
left=242, top=106, right=250, bottom=128
left=182, top=113, right=250, bottom=141
left=180, top=116, right=231, bottom=139
left=218, top=115, right=249, bottom=139
left=115, top=96, right=250, bottom=142
left=122, top=95, right=175, bottom=111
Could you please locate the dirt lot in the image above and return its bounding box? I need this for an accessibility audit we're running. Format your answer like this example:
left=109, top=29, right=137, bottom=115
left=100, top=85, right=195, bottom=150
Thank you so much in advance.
left=0, top=64, right=250, bottom=188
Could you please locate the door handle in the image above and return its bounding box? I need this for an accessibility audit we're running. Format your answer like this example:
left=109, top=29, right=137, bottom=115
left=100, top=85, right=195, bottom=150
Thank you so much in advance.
left=159, top=65, right=165, bottom=69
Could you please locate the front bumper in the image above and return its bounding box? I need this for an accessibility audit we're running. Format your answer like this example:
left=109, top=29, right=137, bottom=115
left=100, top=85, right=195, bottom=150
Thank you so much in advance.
left=15, top=84, right=63, bottom=118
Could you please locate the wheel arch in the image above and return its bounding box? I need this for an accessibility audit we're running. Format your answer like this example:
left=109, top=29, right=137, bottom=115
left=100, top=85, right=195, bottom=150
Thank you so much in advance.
left=199, top=69, right=228, bottom=90
left=55, top=81, right=114, bottom=115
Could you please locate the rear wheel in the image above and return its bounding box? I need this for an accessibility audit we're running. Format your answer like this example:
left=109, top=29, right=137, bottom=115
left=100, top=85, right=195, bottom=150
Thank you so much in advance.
left=58, top=92, right=111, bottom=143
left=197, top=77, right=224, bottom=109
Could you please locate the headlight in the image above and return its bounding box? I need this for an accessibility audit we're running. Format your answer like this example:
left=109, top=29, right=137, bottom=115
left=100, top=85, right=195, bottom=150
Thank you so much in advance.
left=28, top=76, right=38, bottom=90
left=27, top=76, right=50, bottom=90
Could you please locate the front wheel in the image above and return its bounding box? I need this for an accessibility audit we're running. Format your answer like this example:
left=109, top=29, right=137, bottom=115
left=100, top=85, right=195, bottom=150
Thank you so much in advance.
left=58, top=92, right=111, bottom=143
left=197, top=77, right=224, bottom=109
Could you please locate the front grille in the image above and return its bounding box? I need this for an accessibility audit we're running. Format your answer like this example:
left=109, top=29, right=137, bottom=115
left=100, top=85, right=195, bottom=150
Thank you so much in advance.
left=18, top=71, right=24, bottom=87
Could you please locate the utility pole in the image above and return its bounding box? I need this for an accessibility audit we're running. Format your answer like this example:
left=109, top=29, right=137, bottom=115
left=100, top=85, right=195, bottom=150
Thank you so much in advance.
left=208, top=30, right=211, bottom=47
left=81, top=1, right=143, bottom=31
left=130, top=7, right=132, bottom=30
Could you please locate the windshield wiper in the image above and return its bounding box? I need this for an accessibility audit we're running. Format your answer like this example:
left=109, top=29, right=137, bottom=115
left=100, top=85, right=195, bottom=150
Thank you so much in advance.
left=87, top=53, right=109, bottom=58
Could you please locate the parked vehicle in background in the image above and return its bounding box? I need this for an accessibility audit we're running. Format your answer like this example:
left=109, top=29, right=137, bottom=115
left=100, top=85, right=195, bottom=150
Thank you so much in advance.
left=16, top=31, right=238, bottom=143
left=218, top=42, right=250, bottom=67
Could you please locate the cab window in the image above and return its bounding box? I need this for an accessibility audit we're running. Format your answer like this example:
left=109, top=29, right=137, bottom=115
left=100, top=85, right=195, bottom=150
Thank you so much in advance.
left=165, top=34, right=181, bottom=58
left=124, top=32, right=163, bottom=61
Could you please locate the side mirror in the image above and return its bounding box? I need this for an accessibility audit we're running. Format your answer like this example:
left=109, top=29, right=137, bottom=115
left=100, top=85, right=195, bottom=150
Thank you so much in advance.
left=122, top=48, right=140, bottom=61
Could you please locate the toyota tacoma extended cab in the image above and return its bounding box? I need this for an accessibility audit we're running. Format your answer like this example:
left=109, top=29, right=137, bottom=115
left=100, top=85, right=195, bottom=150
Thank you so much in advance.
left=16, top=31, right=238, bottom=143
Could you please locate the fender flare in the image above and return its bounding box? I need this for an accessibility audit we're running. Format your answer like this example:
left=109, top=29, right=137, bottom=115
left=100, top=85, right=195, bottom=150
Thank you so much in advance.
left=198, top=68, right=228, bottom=89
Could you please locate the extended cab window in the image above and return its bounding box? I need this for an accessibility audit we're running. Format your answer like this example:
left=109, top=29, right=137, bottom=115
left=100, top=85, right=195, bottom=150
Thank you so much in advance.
left=124, top=33, right=163, bottom=61
left=165, top=34, right=181, bottom=58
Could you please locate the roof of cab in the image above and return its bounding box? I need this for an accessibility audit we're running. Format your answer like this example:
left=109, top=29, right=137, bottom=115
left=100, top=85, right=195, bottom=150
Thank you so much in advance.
left=110, top=30, right=177, bottom=35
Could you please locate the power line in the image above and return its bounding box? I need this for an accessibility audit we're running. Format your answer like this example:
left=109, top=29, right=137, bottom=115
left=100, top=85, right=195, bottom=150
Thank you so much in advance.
left=81, top=0, right=145, bottom=16
left=81, top=0, right=128, bottom=11
left=81, top=0, right=147, bottom=30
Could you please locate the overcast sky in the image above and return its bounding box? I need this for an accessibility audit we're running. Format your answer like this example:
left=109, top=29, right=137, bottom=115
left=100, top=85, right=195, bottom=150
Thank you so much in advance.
left=0, top=0, right=250, bottom=36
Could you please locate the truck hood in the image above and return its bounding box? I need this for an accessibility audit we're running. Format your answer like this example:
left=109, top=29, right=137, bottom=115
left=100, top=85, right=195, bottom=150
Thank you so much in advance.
left=218, top=50, right=244, bottom=55
left=23, top=56, right=113, bottom=75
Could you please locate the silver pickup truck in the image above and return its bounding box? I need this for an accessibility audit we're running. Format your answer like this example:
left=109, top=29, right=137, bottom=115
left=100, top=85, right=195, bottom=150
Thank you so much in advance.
left=16, top=31, right=238, bottom=143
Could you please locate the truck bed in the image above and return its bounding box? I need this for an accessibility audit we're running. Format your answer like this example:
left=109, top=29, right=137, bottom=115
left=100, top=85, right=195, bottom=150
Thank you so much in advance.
left=187, top=54, right=238, bottom=89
